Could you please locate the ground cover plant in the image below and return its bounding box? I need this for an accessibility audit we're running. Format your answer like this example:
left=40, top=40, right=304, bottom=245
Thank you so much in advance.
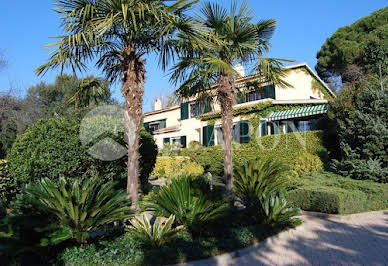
left=286, top=171, right=388, bottom=214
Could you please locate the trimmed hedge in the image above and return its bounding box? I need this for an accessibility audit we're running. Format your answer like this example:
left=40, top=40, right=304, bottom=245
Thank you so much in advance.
left=286, top=171, right=388, bottom=214
left=181, top=131, right=328, bottom=177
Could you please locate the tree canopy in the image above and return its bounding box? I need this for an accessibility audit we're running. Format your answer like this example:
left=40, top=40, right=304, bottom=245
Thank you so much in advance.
left=316, top=7, right=388, bottom=85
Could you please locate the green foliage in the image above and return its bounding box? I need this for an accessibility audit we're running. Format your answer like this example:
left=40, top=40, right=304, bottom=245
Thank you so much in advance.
left=0, top=160, right=16, bottom=206
left=234, top=158, right=300, bottom=224
left=128, top=214, right=179, bottom=247
left=141, top=176, right=229, bottom=235
left=7, top=117, right=157, bottom=191
left=260, top=194, right=301, bottom=225
left=59, top=222, right=290, bottom=265
left=182, top=131, right=328, bottom=176
left=316, top=7, right=388, bottom=83
left=287, top=171, right=388, bottom=214
left=151, top=156, right=204, bottom=179
left=0, top=200, right=5, bottom=218
left=22, top=177, right=132, bottom=245
left=291, top=152, right=323, bottom=177
left=27, top=74, right=111, bottom=117
left=328, top=82, right=388, bottom=182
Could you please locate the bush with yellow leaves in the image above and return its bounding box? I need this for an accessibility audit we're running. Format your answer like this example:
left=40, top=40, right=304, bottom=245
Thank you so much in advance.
left=151, top=156, right=204, bottom=179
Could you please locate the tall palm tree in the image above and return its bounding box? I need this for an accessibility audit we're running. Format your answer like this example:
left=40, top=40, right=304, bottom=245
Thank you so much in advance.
left=68, top=77, right=110, bottom=108
left=36, top=0, right=196, bottom=209
left=171, top=1, right=291, bottom=189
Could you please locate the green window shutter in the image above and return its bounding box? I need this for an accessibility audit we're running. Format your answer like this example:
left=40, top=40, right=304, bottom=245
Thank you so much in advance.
left=263, top=85, right=275, bottom=99
left=159, top=119, right=166, bottom=129
left=236, top=92, right=245, bottom=104
left=270, top=121, right=280, bottom=135
left=239, top=120, right=250, bottom=143
left=163, top=138, right=170, bottom=145
left=180, top=136, right=187, bottom=148
left=203, top=125, right=214, bottom=146
left=144, top=122, right=150, bottom=132
left=203, top=101, right=212, bottom=113
left=260, top=120, right=268, bottom=136
left=286, top=121, right=293, bottom=133
left=180, top=102, right=189, bottom=120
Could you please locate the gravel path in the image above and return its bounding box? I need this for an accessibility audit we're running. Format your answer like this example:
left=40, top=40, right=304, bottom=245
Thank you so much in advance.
left=180, top=210, right=388, bottom=266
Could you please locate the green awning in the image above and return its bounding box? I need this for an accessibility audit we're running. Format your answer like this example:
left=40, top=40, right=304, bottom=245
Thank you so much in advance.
left=268, top=105, right=326, bottom=121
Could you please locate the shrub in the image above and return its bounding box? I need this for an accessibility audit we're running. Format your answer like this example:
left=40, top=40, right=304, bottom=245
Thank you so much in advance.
left=286, top=171, right=388, bottom=214
left=141, top=176, right=229, bottom=235
left=7, top=117, right=157, bottom=192
left=0, top=200, right=5, bottom=218
left=21, top=177, right=132, bottom=245
left=151, top=156, right=204, bottom=179
left=260, top=194, right=301, bottom=225
left=0, top=160, right=16, bottom=206
left=128, top=214, right=179, bottom=247
left=182, top=131, right=328, bottom=176
left=234, top=158, right=300, bottom=224
left=291, top=152, right=323, bottom=177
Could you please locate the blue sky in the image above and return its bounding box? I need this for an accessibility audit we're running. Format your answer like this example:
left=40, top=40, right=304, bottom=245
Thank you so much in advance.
left=0, top=0, right=386, bottom=112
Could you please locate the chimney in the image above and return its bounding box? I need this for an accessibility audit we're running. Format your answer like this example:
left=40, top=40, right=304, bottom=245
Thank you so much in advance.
left=154, top=98, right=163, bottom=111
left=233, top=63, right=245, bottom=77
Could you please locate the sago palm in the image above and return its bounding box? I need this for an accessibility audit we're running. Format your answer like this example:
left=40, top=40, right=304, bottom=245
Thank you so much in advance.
left=171, top=1, right=292, bottom=189
left=36, top=0, right=196, bottom=209
left=23, top=177, right=133, bottom=245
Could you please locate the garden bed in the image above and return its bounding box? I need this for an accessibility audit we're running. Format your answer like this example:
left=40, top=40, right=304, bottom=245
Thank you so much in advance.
left=59, top=223, right=297, bottom=265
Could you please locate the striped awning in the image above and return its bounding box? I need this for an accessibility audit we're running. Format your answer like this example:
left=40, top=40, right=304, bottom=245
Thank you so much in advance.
left=268, top=105, right=326, bottom=121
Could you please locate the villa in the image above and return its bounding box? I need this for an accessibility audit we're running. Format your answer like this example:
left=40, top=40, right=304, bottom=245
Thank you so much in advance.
left=143, top=63, right=335, bottom=149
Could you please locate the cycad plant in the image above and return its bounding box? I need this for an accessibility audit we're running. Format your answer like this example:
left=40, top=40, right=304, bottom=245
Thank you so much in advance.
left=141, top=176, right=229, bottom=235
left=234, top=158, right=290, bottom=222
left=23, top=177, right=133, bottom=245
left=36, top=0, right=197, bottom=209
left=128, top=214, right=180, bottom=247
left=260, top=194, right=301, bottom=226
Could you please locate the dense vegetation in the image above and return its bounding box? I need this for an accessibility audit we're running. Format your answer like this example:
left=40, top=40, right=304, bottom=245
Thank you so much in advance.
left=0, top=74, right=111, bottom=159
left=6, top=116, right=157, bottom=202
left=321, top=80, right=388, bottom=182
left=182, top=130, right=327, bottom=177
left=316, top=7, right=388, bottom=85
left=287, top=171, right=388, bottom=214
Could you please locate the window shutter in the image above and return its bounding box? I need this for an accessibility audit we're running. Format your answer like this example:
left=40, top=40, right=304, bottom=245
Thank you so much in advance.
left=287, top=121, right=294, bottom=133
left=144, top=122, right=150, bottom=132
left=239, top=120, right=250, bottom=143
left=260, top=120, right=268, bottom=136
left=180, top=136, right=187, bottom=148
left=180, top=102, right=189, bottom=120
left=263, top=85, right=275, bottom=99
left=203, top=125, right=214, bottom=146
left=270, top=121, right=280, bottom=135
left=236, top=91, right=245, bottom=104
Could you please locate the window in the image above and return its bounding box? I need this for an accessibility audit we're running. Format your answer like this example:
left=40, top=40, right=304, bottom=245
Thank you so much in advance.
left=247, top=91, right=262, bottom=102
left=190, top=103, right=201, bottom=117
left=144, top=119, right=166, bottom=134
left=149, top=122, right=159, bottom=132
left=298, top=121, right=310, bottom=132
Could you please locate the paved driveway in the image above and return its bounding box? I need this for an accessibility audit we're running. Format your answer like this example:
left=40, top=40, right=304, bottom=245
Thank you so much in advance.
left=182, top=210, right=388, bottom=266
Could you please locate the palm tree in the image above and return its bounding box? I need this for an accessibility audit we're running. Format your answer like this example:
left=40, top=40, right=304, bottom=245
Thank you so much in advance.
left=171, top=1, right=291, bottom=189
left=36, top=0, right=196, bottom=209
left=68, top=77, right=110, bottom=108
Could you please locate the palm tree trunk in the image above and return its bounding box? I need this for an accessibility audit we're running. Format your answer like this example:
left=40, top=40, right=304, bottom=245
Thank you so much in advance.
left=120, top=46, right=145, bottom=210
left=218, top=73, right=235, bottom=189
